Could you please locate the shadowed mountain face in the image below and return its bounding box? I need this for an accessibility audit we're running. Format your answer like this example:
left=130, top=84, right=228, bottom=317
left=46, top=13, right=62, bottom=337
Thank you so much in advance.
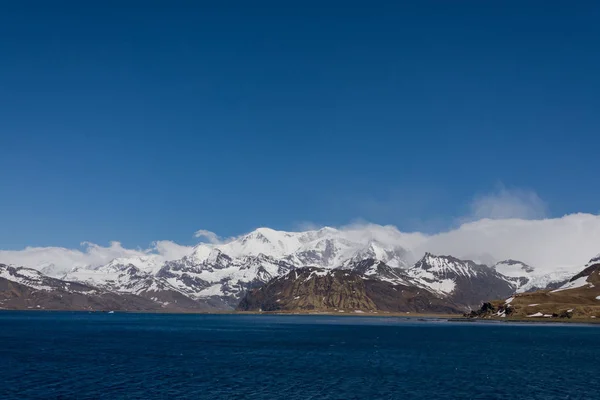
left=237, top=267, right=462, bottom=314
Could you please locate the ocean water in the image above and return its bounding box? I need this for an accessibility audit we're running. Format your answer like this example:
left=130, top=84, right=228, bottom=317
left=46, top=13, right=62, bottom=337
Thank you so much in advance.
left=0, top=312, right=598, bottom=399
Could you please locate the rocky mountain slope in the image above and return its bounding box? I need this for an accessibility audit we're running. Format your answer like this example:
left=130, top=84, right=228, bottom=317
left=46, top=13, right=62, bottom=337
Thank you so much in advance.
left=467, top=255, right=600, bottom=320
left=0, top=264, right=225, bottom=312
left=157, top=250, right=296, bottom=307
left=237, top=253, right=529, bottom=313
left=238, top=267, right=462, bottom=314
left=407, top=253, right=516, bottom=308
left=64, top=259, right=228, bottom=309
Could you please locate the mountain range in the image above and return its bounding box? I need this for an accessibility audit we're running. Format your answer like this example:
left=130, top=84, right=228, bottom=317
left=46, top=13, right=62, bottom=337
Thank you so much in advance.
left=0, top=227, right=594, bottom=313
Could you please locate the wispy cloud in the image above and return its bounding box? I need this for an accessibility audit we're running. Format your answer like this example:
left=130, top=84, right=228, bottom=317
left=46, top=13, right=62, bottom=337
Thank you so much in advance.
left=193, top=229, right=223, bottom=244
left=0, top=241, right=183, bottom=275
left=468, top=186, right=547, bottom=220
left=416, top=213, right=600, bottom=270
left=347, top=186, right=451, bottom=233
left=292, top=221, right=324, bottom=231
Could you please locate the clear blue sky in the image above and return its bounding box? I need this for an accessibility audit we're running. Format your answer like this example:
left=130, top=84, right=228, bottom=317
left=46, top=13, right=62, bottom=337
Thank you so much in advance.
left=1, top=1, right=599, bottom=249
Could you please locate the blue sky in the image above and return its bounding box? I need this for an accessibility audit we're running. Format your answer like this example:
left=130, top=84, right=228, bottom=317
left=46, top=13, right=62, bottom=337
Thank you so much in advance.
left=1, top=1, right=599, bottom=249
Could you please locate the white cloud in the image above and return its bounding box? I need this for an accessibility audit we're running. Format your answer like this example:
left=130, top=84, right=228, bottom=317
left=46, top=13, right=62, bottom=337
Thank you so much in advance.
left=151, top=240, right=194, bottom=261
left=293, top=221, right=324, bottom=231
left=0, top=241, right=194, bottom=277
left=193, top=229, right=223, bottom=244
left=335, top=222, right=428, bottom=253
left=468, top=187, right=547, bottom=220
left=415, top=213, right=600, bottom=271
left=328, top=214, right=599, bottom=272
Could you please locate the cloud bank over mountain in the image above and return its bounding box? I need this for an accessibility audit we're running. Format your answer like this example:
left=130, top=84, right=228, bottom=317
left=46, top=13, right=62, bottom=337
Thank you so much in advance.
left=0, top=240, right=192, bottom=275
left=2, top=213, right=599, bottom=274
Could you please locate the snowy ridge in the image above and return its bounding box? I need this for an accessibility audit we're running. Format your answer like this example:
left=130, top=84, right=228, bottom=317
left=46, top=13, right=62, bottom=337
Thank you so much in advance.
left=493, top=260, right=534, bottom=277
left=406, top=253, right=478, bottom=295
left=412, top=253, right=483, bottom=279
left=0, top=264, right=55, bottom=291
left=405, top=253, right=518, bottom=306
left=584, top=254, right=600, bottom=268
left=64, top=261, right=183, bottom=296
left=0, top=264, right=96, bottom=294
left=187, top=227, right=415, bottom=270
left=516, top=269, right=573, bottom=292
left=550, top=255, right=600, bottom=292
left=158, top=252, right=295, bottom=303
left=103, top=256, right=164, bottom=274
left=551, top=275, right=591, bottom=292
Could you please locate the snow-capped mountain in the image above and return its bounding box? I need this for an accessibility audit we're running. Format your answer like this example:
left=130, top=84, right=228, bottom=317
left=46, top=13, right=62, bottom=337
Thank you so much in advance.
left=187, top=227, right=414, bottom=269
left=102, top=256, right=164, bottom=275
left=0, top=263, right=223, bottom=311
left=342, top=242, right=412, bottom=270
left=157, top=250, right=296, bottom=306
left=63, top=260, right=226, bottom=309
left=63, top=227, right=416, bottom=306
left=407, top=253, right=516, bottom=308
left=65, top=260, right=170, bottom=295
left=492, top=259, right=574, bottom=293
left=1, top=264, right=89, bottom=293
left=342, top=258, right=415, bottom=286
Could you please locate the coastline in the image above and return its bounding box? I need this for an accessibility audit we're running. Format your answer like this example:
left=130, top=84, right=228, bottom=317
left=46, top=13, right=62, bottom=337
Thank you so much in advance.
left=2, top=308, right=599, bottom=325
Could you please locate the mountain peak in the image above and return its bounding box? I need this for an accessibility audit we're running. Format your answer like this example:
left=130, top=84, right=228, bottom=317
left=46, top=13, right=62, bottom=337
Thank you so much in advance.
left=413, top=253, right=488, bottom=279
left=585, top=254, right=600, bottom=267
left=244, top=229, right=271, bottom=242
left=420, top=252, right=467, bottom=265
left=493, top=259, right=535, bottom=276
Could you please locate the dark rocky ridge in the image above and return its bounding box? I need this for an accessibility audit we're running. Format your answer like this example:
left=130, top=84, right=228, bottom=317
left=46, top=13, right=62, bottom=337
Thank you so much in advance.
left=237, top=267, right=462, bottom=314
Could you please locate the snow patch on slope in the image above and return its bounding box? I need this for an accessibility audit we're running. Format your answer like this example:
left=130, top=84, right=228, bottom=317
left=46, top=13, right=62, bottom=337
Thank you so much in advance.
left=552, top=275, right=591, bottom=292
left=0, top=266, right=54, bottom=291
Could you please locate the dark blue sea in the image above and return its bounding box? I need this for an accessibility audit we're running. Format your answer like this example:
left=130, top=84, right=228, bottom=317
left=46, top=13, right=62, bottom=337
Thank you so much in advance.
left=0, top=312, right=598, bottom=399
